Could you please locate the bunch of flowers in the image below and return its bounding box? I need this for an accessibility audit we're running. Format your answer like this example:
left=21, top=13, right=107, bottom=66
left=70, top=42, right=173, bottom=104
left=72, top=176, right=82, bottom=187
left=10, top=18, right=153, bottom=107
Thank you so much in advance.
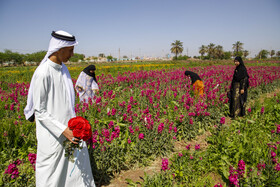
left=161, top=158, right=169, bottom=171
left=28, top=153, right=37, bottom=170
left=4, top=159, right=22, bottom=179
left=63, top=116, right=92, bottom=162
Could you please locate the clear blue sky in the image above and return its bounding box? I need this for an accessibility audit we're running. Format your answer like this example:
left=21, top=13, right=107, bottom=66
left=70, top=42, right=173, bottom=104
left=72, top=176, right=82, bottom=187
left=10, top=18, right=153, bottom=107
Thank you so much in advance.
left=0, top=0, right=280, bottom=58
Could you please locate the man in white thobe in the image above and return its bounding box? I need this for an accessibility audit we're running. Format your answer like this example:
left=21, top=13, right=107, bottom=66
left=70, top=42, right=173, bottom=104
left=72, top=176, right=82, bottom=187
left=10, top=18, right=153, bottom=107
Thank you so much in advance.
left=24, top=31, right=95, bottom=187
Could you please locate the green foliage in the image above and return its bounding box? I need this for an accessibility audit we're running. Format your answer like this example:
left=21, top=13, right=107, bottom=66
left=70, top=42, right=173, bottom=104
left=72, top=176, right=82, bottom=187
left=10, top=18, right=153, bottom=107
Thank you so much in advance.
left=69, top=53, right=85, bottom=62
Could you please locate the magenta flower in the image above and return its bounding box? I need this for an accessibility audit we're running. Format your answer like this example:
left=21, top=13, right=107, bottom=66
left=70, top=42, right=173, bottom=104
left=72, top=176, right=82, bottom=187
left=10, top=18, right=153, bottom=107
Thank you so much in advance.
left=248, top=108, right=251, bottom=113
left=195, top=144, right=200, bottom=150
left=261, top=106, right=264, bottom=114
left=186, top=144, right=191, bottom=150
left=127, top=139, right=131, bottom=144
left=178, top=153, right=183, bottom=157
left=220, top=117, right=225, bottom=124
left=161, top=158, right=169, bottom=171
left=214, top=183, right=223, bottom=187
left=275, top=163, right=280, bottom=171
left=238, top=160, right=246, bottom=178
left=271, top=151, right=276, bottom=158
left=139, top=133, right=144, bottom=140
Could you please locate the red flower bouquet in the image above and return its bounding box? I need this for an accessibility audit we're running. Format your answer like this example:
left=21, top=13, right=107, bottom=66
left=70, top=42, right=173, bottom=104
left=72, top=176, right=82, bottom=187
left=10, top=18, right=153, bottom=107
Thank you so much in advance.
left=63, top=116, right=92, bottom=162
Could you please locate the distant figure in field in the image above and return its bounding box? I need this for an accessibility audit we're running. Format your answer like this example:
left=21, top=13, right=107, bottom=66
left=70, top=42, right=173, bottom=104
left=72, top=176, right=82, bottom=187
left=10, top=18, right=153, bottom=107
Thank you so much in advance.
left=229, top=56, right=250, bottom=118
left=184, top=70, right=204, bottom=96
left=75, top=65, right=99, bottom=103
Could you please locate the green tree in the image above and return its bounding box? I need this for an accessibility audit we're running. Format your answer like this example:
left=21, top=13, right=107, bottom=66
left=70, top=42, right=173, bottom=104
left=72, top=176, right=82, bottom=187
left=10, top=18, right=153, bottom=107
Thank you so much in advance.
left=223, top=51, right=232, bottom=60
left=69, top=53, right=85, bottom=62
left=243, top=50, right=249, bottom=59
left=232, top=41, right=244, bottom=56
left=276, top=51, right=280, bottom=59
left=257, top=50, right=269, bottom=59
left=199, top=45, right=207, bottom=59
left=24, top=51, right=47, bottom=64
left=207, top=43, right=215, bottom=59
left=170, top=40, right=183, bottom=60
left=270, top=50, right=275, bottom=58
left=98, top=53, right=105, bottom=58
left=107, top=55, right=113, bottom=61
left=214, top=45, right=224, bottom=59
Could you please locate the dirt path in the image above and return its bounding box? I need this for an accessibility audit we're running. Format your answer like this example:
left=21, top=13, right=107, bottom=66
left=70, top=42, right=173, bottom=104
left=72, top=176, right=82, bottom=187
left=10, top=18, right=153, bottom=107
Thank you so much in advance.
left=102, top=88, right=280, bottom=187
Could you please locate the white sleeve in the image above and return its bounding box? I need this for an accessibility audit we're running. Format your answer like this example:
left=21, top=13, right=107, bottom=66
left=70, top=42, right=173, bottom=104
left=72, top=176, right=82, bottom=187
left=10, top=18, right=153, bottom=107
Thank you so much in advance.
left=91, top=80, right=99, bottom=90
left=33, top=73, right=67, bottom=138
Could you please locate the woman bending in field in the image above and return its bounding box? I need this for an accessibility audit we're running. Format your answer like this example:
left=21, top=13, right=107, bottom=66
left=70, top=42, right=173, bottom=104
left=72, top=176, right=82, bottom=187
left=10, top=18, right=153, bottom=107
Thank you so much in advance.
left=184, top=70, right=204, bottom=96
left=229, top=56, right=250, bottom=118
left=75, top=65, right=99, bottom=103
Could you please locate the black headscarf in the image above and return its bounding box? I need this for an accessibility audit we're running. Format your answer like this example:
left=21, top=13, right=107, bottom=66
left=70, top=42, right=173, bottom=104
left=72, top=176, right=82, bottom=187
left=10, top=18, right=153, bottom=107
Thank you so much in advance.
left=83, top=65, right=97, bottom=83
left=184, top=71, right=201, bottom=84
left=232, top=57, right=249, bottom=82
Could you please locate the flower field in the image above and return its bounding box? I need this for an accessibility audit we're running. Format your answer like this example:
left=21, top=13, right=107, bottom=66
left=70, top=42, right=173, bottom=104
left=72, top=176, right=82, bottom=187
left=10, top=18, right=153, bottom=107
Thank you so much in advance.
left=1, top=61, right=280, bottom=186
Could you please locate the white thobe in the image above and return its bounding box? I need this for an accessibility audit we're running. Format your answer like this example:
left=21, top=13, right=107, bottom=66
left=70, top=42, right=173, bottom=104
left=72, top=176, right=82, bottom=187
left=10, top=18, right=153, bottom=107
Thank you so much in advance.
left=33, top=59, right=95, bottom=187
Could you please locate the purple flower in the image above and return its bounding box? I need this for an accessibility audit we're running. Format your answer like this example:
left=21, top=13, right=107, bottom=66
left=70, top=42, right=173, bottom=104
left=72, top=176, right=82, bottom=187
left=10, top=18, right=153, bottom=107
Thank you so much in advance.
left=220, top=117, right=225, bottom=124
left=261, top=106, right=264, bottom=114
left=161, top=158, right=169, bottom=171
left=127, top=139, right=131, bottom=144
left=157, top=123, right=164, bottom=134
left=214, top=183, right=223, bottom=187
left=271, top=151, right=276, bottom=158
left=275, top=163, right=280, bottom=171
left=139, top=133, right=144, bottom=140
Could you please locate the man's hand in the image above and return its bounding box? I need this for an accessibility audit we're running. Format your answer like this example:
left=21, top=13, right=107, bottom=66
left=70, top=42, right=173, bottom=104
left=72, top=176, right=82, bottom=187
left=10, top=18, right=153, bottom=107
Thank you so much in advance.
left=62, top=127, right=79, bottom=144
left=240, top=89, right=244, bottom=94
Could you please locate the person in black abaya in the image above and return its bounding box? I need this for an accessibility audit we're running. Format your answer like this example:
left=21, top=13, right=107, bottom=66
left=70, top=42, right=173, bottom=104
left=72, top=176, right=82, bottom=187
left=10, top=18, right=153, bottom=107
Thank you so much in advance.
left=229, top=56, right=250, bottom=118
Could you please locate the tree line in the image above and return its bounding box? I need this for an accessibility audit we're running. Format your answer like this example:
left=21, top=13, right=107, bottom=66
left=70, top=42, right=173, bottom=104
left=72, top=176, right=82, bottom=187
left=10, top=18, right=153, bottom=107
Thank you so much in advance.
left=0, top=49, right=85, bottom=66
left=171, top=40, right=280, bottom=60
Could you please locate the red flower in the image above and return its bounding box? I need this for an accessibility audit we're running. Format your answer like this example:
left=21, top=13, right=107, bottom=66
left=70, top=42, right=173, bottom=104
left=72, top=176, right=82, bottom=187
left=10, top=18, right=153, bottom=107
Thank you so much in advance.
left=68, top=116, right=92, bottom=141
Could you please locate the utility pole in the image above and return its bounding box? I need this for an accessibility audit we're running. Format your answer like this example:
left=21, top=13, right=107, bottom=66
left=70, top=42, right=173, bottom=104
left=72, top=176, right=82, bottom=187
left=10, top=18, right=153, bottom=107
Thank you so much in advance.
left=118, top=48, right=120, bottom=60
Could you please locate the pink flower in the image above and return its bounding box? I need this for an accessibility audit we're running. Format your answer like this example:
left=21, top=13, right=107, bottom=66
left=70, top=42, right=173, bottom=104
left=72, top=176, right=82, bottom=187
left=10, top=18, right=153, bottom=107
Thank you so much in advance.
left=214, top=183, right=223, bottom=187
left=261, top=106, right=264, bottom=114
left=127, top=139, right=131, bottom=144
left=139, top=133, right=144, bottom=140
left=161, top=158, right=169, bottom=171
left=195, top=144, right=200, bottom=150
left=186, top=144, right=191, bottom=150
left=190, top=155, right=193, bottom=159
left=271, top=151, right=276, bottom=158
left=157, top=123, right=164, bottom=134
left=275, top=163, right=280, bottom=171
left=220, top=117, right=225, bottom=124
left=248, top=108, right=251, bottom=113
left=178, top=153, right=183, bottom=157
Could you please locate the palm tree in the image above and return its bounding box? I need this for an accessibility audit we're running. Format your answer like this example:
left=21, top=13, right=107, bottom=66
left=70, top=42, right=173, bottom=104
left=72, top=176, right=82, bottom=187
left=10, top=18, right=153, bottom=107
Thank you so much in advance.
left=232, top=41, right=244, bottom=56
left=199, top=45, right=207, bottom=59
left=207, top=43, right=215, bottom=59
left=243, top=50, right=249, bottom=59
left=170, top=40, right=183, bottom=60
left=276, top=51, right=280, bottom=59
left=257, top=50, right=269, bottom=59
left=214, top=45, right=224, bottom=59
left=270, top=50, right=275, bottom=58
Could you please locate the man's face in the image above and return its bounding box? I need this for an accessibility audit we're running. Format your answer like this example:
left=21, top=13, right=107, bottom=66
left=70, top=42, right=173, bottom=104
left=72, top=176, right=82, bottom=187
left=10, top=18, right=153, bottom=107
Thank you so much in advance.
left=58, top=46, right=74, bottom=62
